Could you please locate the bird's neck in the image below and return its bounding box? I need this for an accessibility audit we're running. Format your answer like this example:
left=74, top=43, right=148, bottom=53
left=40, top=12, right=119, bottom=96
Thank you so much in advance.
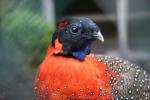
left=72, top=41, right=91, bottom=60
left=46, top=39, right=63, bottom=55
left=47, top=39, right=91, bottom=60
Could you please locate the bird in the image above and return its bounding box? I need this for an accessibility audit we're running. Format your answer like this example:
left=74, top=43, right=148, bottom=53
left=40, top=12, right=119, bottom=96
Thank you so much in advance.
left=34, top=17, right=150, bottom=100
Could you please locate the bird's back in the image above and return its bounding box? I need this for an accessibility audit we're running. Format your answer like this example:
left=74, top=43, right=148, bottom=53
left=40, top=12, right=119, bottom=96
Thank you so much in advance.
left=95, top=55, right=150, bottom=99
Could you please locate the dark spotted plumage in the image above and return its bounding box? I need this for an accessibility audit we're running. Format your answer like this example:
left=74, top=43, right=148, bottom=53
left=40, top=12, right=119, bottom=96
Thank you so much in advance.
left=95, top=55, right=150, bottom=99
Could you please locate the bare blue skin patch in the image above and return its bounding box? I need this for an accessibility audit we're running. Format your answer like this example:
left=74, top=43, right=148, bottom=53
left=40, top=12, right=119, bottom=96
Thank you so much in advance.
left=72, top=42, right=91, bottom=60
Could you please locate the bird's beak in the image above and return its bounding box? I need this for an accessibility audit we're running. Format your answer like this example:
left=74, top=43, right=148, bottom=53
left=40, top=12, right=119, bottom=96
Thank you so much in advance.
left=93, top=31, right=104, bottom=42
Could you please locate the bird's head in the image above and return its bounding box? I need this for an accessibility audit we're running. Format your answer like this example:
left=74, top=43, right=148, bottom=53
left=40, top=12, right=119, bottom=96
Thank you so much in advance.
left=52, top=17, right=104, bottom=60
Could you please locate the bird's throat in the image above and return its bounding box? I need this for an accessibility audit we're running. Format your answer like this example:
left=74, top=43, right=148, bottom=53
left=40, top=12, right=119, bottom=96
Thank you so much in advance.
left=72, top=42, right=91, bottom=60
left=50, top=39, right=91, bottom=60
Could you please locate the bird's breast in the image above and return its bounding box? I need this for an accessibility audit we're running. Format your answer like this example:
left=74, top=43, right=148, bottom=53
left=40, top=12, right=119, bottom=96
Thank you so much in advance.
left=34, top=53, right=113, bottom=100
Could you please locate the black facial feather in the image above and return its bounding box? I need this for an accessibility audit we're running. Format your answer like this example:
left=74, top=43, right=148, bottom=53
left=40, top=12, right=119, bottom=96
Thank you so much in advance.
left=51, top=17, right=103, bottom=60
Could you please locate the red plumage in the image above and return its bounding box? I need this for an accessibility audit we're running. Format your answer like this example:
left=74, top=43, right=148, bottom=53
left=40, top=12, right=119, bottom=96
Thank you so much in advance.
left=34, top=40, right=113, bottom=100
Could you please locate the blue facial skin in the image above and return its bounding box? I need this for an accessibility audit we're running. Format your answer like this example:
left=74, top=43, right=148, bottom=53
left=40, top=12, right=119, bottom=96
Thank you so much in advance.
left=72, top=41, right=91, bottom=60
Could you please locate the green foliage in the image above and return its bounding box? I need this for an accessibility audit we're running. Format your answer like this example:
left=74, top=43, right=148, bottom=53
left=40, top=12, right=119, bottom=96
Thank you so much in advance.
left=1, top=9, right=55, bottom=67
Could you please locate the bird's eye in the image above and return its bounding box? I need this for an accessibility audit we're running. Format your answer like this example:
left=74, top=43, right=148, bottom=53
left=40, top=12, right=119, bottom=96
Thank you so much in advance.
left=71, top=26, right=79, bottom=33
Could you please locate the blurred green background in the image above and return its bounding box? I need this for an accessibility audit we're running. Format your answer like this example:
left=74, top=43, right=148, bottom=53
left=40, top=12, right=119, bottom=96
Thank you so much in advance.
left=0, top=0, right=54, bottom=99
left=0, top=0, right=150, bottom=100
